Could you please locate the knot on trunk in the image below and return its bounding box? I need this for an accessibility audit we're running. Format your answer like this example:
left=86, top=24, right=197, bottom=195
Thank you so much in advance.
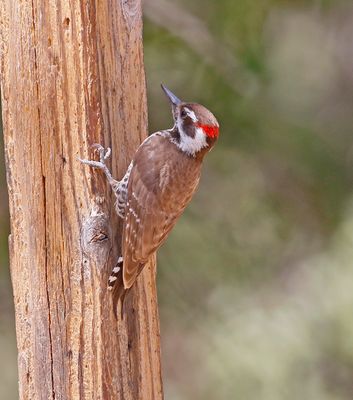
left=82, top=206, right=112, bottom=269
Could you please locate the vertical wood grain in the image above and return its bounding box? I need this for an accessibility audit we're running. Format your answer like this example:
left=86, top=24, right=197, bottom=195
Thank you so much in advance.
left=0, top=1, right=163, bottom=399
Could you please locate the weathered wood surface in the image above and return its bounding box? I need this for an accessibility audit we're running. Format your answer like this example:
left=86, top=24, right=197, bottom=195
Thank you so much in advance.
left=0, top=1, right=163, bottom=399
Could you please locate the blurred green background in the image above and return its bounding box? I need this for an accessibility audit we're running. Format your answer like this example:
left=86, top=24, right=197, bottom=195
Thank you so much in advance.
left=2, top=0, right=353, bottom=398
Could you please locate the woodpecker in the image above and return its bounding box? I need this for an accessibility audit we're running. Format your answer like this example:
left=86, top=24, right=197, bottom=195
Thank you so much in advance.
left=79, top=85, right=219, bottom=311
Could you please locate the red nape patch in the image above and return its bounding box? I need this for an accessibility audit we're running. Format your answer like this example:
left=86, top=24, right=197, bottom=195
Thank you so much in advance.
left=198, top=124, right=219, bottom=138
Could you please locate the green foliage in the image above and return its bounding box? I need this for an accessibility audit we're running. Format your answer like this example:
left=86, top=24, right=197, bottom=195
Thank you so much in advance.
left=144, top=0, right=353, bottom=398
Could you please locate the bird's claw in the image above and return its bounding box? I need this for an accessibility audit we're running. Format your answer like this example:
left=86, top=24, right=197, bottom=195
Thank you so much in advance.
left=78, top=144, right=111, bottom=170
left=91, top=144, right=111, bottom=163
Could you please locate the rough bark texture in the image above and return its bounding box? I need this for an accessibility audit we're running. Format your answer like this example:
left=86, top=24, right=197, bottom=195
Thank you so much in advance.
left=0, top=1, right=163, bottom=399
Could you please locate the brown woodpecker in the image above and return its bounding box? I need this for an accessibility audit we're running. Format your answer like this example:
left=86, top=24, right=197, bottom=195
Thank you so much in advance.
left=79, top=85, right=219, bottom=312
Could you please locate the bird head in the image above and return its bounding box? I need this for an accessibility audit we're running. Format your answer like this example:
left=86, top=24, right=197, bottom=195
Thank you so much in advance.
left=161, top=84, right=219, bottom=157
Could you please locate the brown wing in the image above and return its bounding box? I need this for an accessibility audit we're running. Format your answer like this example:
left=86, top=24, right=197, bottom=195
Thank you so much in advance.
left=122, top=133, right=201, bottom=289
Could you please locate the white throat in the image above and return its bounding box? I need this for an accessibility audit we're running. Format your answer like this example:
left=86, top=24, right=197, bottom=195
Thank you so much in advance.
left=178, top=126, right=208, bottom=156
left=175, top=117, right=208, bottom=157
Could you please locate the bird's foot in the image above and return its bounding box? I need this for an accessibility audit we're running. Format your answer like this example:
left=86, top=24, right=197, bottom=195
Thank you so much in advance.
left=78, top=144, right=111, bottom=170
left=79, top=144, right=117, bottom=186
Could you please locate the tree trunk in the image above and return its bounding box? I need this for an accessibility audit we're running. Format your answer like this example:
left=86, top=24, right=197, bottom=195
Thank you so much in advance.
left=0, top=1, right=163, bottom=399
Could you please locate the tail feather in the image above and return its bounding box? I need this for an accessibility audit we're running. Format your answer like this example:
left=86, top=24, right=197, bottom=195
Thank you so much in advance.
left=112, top=284, right=129, bottom=319
left=107, top=256, right=123, bottom=290
left=108, top=256, right=128, bottom=319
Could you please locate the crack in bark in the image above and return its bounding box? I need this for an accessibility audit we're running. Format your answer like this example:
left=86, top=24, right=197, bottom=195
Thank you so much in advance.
left=43, top=176, right=56, bottom=400
left=89, top=230, right=109, bottom=243
left=30, top=1, right=55, bottom=397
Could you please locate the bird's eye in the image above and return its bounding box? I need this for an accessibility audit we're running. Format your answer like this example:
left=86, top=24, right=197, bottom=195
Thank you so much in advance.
left=180, top=109, right=187, bottom=118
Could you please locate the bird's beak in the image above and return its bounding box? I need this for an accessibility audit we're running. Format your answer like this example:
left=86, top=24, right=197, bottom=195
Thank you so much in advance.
left=161, top=84, right=182, bottom=106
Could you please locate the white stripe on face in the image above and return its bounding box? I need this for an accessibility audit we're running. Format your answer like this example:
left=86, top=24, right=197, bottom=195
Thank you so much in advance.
left=183, top=107, right=198, bottom=122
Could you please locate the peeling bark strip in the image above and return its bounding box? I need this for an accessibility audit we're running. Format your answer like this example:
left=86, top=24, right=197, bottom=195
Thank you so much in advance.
left=0, top=1, right=163, bottom=399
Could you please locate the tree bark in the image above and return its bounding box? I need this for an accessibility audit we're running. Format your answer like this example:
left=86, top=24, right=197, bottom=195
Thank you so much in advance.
left=0, top=1, right=163, bottom=399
